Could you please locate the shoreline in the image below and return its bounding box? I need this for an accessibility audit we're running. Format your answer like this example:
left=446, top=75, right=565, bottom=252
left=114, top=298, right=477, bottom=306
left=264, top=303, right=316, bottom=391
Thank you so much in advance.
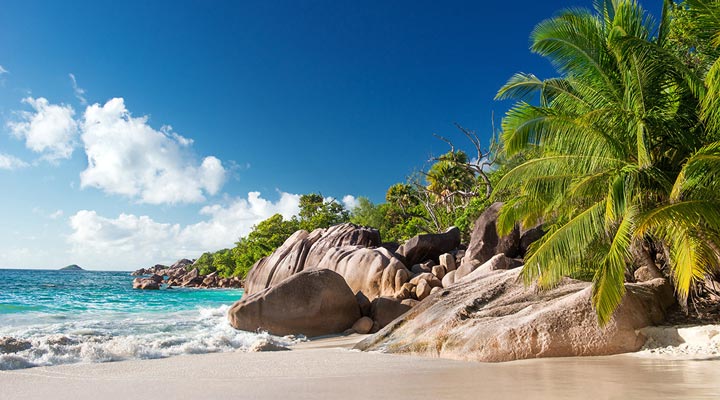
left=2, top=331, right=720, bottom=400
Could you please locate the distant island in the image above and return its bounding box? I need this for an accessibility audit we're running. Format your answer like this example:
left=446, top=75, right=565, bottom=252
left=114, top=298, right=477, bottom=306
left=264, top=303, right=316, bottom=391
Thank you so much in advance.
left=59, top=264, right=84, bottom=271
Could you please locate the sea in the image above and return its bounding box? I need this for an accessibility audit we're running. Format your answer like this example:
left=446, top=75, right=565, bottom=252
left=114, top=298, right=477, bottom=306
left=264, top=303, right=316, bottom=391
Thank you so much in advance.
left=0, top=269, right=295, bottom=370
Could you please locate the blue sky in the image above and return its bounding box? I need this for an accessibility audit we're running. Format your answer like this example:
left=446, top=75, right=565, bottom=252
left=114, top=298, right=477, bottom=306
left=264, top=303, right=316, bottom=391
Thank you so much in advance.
left=0, top=0, right=663, bottom=270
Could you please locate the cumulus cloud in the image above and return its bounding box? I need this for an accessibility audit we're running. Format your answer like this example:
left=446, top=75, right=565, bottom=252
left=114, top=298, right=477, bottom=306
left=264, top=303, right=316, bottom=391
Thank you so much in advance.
left=342, top=194, right=359, bottom=210
left=68, top=73, right=87, bottom=105
left=79, top=98, right=226, bottom=204
left=67, top=191, right=302, bottom=268
left=7, top=97, right=79, bottom=161
left=0, top=153, right=29, bottom=170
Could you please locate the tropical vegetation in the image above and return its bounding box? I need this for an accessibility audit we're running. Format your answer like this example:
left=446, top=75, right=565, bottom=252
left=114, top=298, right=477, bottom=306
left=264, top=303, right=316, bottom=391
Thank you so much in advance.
left=494, top=0, right=720, bottom=323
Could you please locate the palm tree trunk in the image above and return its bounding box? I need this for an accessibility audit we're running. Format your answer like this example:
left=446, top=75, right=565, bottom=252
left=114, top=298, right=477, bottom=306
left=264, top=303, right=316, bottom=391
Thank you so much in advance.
left=630, top=239, right=663, bottom=279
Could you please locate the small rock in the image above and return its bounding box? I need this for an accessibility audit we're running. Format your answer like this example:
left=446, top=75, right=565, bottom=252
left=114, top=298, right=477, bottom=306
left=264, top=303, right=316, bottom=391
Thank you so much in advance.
left=352, top=317, right=374, bottom=334
left=0, top=337, right=32, bottom=354
left=356, top=291, right=372, bottom=317
left=411, top=264, right=432, bottom=274
left=400, top=299, right=420, bottom=308
left=442, top=270, right=456, bottom=288
left=439, top=253, right=456, bottom=272
left=416, top=279, right=432, bottom=301
left=248, top=338, right=290, bottom=352
left=394, top=268, right=410, bottom=291
left=431, top=265, right=446, bottom=280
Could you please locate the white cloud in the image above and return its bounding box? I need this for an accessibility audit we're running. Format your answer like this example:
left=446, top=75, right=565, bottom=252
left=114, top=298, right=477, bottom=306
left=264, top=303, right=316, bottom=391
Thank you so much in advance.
left=0, top=65, right=8, bottom=74
left=7, top=97, right=79, bottom=161
left=0, top=153, right=29, bottom=170
left=79, top=98, right=226, bottom=204
left=49, top=210, right=64, bottom=219
left=68, top=73, right=87, bottom=105
left=342, top=194, right=359, bottom=210
left=67, top=191, right=302, bottom=268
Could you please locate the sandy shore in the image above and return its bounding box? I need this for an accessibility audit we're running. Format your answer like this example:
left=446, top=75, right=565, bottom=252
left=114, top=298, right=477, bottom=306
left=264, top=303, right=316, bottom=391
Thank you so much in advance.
left=2, top=333, right=720, bottom=400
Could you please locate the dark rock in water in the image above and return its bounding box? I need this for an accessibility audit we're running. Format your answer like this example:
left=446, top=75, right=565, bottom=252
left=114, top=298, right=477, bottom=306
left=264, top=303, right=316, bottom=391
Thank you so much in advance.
left=355, top=268, right=675, bottom=362
left=397, top=227, right=461, bottom=266
left=59, top=264, right=83, bottom=271
left=228, top=269, right=361, bottom=337
left=461, top=202, right=520, bottom=267
left=132, top=277, right=160, bottom=290
left=0, top=337, right=32, bottom=354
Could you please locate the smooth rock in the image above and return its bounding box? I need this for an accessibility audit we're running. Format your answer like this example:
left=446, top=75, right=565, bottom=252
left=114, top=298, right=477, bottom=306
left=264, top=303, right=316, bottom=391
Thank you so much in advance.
left=132, top=277, right=160, bottom=290
left=356, top=291, right=372, bottom=317
left=244, top=224, right=392, bottom=298
left=247, top=338, right=290, bottom=352
left=352, top=317, right=374, bottom=334
left=456, top=254, right=522, bottom=281
left=355, top=269, right=675, bottom=362
left=461, top=202, right=520, bottom=267
left=401, top=299, right=420, bottom=308
left=519, top=225, right=545, bottom=256
left=228, top=269, right=361, bottom=337
left=439, top=253, right=456, bottom=272
left=411, top=264, right=432, bottom=274
left=398, top=227, right=461, bottom=266
left=442, top=270, right=456, bottom=288
left=416, top=279, right=431, bottom=301
left=432, top=265, right=446, bottom=280
left=371, top=296, right=412, bottom=329
left=316, top=246, right=410, bottom=299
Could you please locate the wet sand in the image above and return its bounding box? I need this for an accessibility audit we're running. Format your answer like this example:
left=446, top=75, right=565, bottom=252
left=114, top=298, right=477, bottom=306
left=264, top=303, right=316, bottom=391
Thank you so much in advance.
left=1, top=335, right=720, bottom=400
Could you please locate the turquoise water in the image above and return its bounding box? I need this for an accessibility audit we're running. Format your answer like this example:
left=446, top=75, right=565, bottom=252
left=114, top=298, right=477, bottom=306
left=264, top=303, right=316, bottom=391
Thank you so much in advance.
left=0, top=269, right=293, bottom=370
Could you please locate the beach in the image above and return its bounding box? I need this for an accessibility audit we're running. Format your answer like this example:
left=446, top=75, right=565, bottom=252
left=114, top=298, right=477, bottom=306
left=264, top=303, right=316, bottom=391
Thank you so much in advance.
left=2, top=334, right=720, bottom=400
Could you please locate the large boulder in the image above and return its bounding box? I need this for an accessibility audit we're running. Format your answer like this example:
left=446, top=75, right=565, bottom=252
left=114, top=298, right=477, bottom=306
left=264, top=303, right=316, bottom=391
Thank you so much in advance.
left=244, top=223, right=381, bottom=296
left=461, top=202, right=520, bottom=267
left=398, top=227, right=461, bottom=266
left=316, top=246, right=410, bottom=300
left=228, top=269, right=361, bottom=337
left=305, top=223, right=381, bottom=267
left=355, top=268, right=674, bottom=362
left=370, top=296, right=413, bottom=329
left=243, top=229, right=324, bottom=295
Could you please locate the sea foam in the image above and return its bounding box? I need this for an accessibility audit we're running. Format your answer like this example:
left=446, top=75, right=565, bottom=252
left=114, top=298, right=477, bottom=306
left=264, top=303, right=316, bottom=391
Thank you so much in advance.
left=0, top=304, right=299, bottom=370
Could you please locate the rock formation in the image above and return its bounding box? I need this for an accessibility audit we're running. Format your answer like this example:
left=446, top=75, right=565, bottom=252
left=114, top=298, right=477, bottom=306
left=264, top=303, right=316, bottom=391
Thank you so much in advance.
left=130, top=259, right=243, bottom=289
left=228, top=269, right=361, bottom=337
left=397, top=227, right=461, bottom=266
left=461, top=202, right=521, bottom=266
left=355, top=268, right=675, bottom=362
left=244, top=223, right=382, bottom=296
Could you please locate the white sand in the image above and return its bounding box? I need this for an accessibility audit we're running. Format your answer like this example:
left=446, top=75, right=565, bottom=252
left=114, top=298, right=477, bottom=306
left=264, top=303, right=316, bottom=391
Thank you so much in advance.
left=638, top=324, right=720, bottom=358
left=2, top=333, right=720, bottom=400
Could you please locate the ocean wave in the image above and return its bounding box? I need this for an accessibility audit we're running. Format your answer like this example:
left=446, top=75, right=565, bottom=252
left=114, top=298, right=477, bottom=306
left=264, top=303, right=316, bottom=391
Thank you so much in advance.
left=0, top=304, right=300, bottom=370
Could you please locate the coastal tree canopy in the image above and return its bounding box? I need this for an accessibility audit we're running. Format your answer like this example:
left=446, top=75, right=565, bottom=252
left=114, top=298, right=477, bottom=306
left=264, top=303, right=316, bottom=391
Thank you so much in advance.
left=494, top=0, right=720, bottom=324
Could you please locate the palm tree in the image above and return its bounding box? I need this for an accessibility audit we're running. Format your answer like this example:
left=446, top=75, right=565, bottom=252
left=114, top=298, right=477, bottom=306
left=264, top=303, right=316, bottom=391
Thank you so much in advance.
left=494, top=0, right=720, bottom=324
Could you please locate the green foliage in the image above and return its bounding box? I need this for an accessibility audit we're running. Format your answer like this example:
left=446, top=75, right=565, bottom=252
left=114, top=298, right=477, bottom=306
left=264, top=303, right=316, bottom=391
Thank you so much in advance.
left=298, top=193, right=350, bottom=231
left=495, top=0, right=720, bottom=324
left=192, top=193, right=351, bottom=279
